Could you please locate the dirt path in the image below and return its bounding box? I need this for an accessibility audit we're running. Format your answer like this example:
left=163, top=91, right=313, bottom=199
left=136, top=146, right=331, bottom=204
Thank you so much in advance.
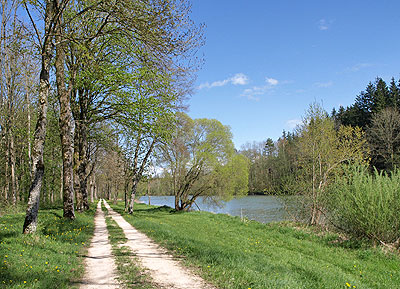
left=80, top=201, right=120, bottom=289
left=103, top=200, right=216, bottom=289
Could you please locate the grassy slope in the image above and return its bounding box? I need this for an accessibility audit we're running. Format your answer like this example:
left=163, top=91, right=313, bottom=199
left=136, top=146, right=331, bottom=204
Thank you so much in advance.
left=0, top=207, right=95, bottom=288
left=112, top=203, right=400, bottom=289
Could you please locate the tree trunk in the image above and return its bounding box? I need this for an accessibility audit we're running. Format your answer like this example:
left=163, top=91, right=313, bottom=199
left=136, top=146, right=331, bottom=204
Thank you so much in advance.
left=113, top=181, right=118, bottom=205
left=4, top=138, right=9, bottom=203
left=9, top=131, right=16, bottom=205
left=78, top=115, right=89, bottom=210
left=55, top=9, right=75, bottom=220
left=94, top=183, right=97, bottom=200
left=90, top=174, right=94, bottom=203
left=128, top=180, right=138, bottom=214
left=73, top=130, right=82, bottom=211
left=173, top=171, right=180, bottom=210
left=106, top=182, right=111, bottom=200
left=72, top=89, right=90, bottom=210
left=60, top=166, right=63, bottom=201
left=23, top=0, right=54, bottom=234
left=147, top=180, right=151, bottom=205
left=24, top=65, right=32, bottom=181
left=124, top=180, right=128, bottom=211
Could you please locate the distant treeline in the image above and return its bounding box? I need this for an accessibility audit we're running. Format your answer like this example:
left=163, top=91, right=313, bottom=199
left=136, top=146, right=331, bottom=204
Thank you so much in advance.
left=241, top=77, right=400, bottom=195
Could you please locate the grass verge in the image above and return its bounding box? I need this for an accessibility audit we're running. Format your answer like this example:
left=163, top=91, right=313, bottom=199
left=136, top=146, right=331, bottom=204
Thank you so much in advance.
left=0, top=206, right=95, bottom=288
left=101, top=202, right=155, bottom=288
left=111, top=202, right=400, bottom=289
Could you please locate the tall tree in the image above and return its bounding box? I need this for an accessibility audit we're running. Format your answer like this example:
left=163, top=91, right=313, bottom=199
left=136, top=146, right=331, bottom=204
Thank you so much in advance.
left=297, top=103, right=368, bottom=225
left=389, top=78, right=400, bottom=109
left=368, top=108, right=400, bottom=171
left=118, top=65, right=178, bottom=214
left=62, top=0, right=204, bottom=211
left=23, top=0, right=57, bottom=233
left=160, top=113, right=249, bottom=211
left=0, top=0, right=20, bottom=205
left=54, top=0, right=76, bottom=219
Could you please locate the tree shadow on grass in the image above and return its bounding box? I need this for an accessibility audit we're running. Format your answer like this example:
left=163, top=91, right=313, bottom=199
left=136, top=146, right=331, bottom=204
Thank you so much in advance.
left=48, top=211, right=63, bottom=219
left=324, top=237, right=369, bottom=250
left=111, top=205, right=174, bottom=215
left=0, top=231, right=18, bottom=239
left=133, top=205, right=175, bottom=213
left=0, top=264, right=75, bottom=288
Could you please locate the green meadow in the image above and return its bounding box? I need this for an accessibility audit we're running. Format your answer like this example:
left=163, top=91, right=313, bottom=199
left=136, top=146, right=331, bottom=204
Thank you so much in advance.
left=1, top=202, right=399, bottom=289
left=0, top=207, right=94, bottom=288
left=111, top=202, right=400, bottom=289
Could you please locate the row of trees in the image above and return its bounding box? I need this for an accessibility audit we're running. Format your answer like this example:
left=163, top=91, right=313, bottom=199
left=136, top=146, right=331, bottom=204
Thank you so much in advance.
left=241, top=103, right=368, bottom=224
left=0, top=0, right=204, bottom=232
left=333, top=77, right=400, bottom=171
left=243, top=77, right=400, bottom=196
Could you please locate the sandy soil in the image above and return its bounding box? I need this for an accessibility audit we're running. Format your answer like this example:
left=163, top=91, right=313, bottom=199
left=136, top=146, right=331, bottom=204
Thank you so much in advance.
left=103, top=200, right=216, bottom=289
left=79, top=201, right=120, bottom=289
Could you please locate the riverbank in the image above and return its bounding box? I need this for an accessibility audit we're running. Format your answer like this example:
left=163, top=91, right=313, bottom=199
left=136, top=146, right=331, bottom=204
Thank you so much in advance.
left=112, top=202, right=400, bottom=289
left=139, top=195, right=296, bottom=223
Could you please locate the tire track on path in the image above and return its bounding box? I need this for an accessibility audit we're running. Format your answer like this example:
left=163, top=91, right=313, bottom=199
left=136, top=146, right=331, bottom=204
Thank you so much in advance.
left=80, top=200, right=120, bottom=289
left=104, top=200, right=216, bottom=289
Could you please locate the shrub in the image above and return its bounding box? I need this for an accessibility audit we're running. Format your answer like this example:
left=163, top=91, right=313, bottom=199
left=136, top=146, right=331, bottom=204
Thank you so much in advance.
left=326, top=164, right=400, bottom=244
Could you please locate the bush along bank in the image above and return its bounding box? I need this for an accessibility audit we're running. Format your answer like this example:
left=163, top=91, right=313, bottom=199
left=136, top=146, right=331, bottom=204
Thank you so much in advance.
left=326, top=164, right=400, bottom=247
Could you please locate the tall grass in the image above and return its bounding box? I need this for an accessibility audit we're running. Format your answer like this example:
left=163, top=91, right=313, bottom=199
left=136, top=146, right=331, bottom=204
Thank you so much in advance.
left=326, top=165, right=400, bottom=244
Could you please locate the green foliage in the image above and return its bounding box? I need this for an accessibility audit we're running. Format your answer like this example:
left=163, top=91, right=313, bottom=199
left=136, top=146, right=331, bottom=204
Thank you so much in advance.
left=295, top=103, right=368, bottom=224
left=333, top=77, right=400, bottom=171
left=111, top=202, right=400, bottom=289
left=159, top=114, right=249, bottom=210
left=0, top=207, right=95, bottom=288
left=367, top=108, right=400, bottom=171
left=240, top=132, right=301, bottom=195
left=326, top=164, right=400, bottom=244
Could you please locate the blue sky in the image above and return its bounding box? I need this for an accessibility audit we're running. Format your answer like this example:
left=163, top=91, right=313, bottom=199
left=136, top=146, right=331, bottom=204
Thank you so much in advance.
left=188, top=0, right=400, bottom=149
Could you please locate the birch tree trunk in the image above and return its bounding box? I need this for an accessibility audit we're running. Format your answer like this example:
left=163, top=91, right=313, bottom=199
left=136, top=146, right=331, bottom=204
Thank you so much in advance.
left=23, top=0, right=54, bottom=233
left=90, top=174, right=94, bottom=203
left=128, top=179, right=138, bottom=214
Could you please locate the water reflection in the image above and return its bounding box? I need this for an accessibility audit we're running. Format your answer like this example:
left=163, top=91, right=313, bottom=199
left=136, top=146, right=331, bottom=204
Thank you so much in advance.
left=139, top=195, right=298, bottom=223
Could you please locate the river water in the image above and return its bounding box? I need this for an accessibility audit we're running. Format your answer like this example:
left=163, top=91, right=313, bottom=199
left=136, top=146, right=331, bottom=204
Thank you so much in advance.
left=139, top=195, right=297, bottom=223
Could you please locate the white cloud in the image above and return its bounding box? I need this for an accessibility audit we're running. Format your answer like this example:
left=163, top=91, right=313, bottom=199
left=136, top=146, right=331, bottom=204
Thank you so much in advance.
left=266, top=78, right=279, bottom=86
left=231, top=73, right=249, bottom=85
left=345, top=63, right=373, bottom=72
left=241, top=86, right=265, bottom=101
left=241, top=77, right=279, bottom=101
left=318, top=19, right=333, bottom=31
left=198, top=73, right=249, bottom=89
left=314, top=81, right=333, bottom=88
left=286, top=119, right=302, bottom=129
